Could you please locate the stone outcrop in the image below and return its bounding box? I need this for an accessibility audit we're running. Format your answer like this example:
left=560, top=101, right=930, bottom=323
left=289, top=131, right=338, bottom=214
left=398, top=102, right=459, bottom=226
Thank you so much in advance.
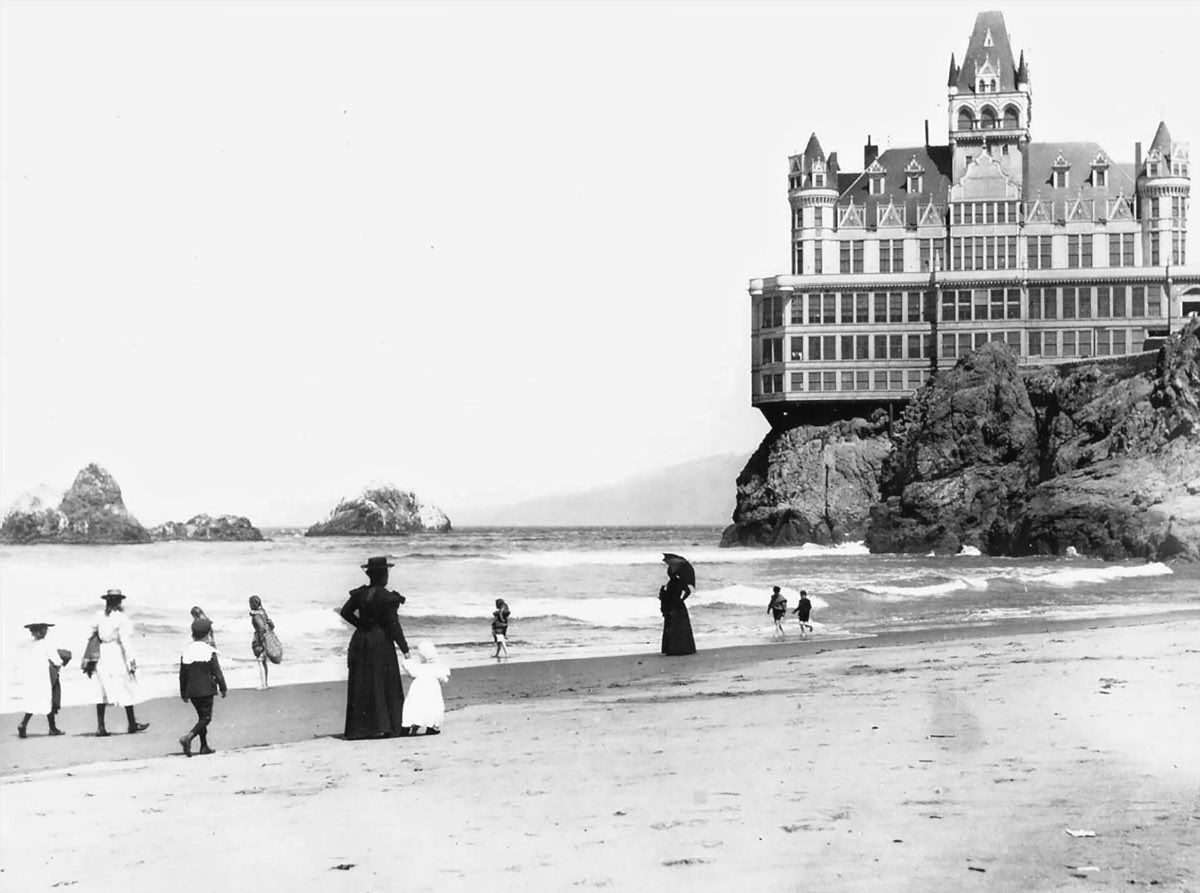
left=721, top=415, right=891, bottom=546
left=305, top=485, right=452, bottom=536
left=867, top=318, right=1200, bottom=560
left=1, top=463, right=151, bottom=544
left=149, top=514, right=264, bottom=542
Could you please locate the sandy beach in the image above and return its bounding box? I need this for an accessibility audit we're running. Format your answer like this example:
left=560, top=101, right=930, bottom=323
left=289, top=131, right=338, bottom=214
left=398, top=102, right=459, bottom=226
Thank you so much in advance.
left=2, top=613, right=1198, bottom=891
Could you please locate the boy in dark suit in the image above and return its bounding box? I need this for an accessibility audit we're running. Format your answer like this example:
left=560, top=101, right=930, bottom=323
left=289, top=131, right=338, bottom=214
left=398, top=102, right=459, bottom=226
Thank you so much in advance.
left=179, top=618, right=227, bottom=757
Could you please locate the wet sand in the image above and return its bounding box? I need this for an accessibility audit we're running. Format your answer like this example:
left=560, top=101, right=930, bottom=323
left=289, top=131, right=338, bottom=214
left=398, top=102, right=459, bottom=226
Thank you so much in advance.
left=2, top=612, right=1199, bottom=890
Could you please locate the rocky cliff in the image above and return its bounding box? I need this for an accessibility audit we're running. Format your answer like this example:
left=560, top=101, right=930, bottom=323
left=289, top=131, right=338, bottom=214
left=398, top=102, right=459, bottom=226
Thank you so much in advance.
left=725, top=319, right=1200, bottom=561
left=721, top=415, right=891, bottom=546
left=149, top=514, right=264, bottom=542
left=869, top=320, right=1200, bottom=560
left=305, top=486, right=452, bottom=536
left=1, top=464, right=151, bottom=544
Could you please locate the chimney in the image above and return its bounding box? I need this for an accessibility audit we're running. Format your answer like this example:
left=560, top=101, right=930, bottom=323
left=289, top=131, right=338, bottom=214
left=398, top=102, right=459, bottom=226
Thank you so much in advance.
left=1135, top=141, right=1142, bottom=175
left=924, top=119, right=930, bottom=147
left=864, top=134, right=879, bottom=168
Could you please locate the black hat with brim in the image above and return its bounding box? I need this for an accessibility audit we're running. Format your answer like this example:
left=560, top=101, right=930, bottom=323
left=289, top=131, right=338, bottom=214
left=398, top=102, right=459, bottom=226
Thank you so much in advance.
left=24, top=622, right=54, bottom=630
left=101, top=589, right=126, bottom=601
left=361, top=556, right=395, bottom=570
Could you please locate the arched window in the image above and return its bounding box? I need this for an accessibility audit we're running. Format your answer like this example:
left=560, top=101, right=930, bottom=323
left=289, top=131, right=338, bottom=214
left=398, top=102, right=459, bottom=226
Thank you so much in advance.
left=980, top=107, right=997, bottom=130
left=1003, top=105, right=1020, bottom=129
left=957, top=107, right=975, bottom=131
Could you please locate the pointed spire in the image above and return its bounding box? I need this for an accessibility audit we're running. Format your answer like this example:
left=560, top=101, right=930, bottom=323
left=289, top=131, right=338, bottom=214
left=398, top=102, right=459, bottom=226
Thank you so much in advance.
left=1149, top=121, right=1172, bottom=156
left=947, top=53, right=958, bottom=87
left=955, top=11, right=1017, bottom=92
left=1016, top=50, right=1028, bottom=84
left=802, top=132, right=826, bottom=164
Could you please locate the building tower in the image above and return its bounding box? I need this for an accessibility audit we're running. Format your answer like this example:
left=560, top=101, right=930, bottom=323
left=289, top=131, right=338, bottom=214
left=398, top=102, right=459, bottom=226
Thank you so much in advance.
left=1137, top=120, right=1190, bottom=269
left=947, top=10, right=1030, bottom=184
left=789, top=133, right=839, bottom=275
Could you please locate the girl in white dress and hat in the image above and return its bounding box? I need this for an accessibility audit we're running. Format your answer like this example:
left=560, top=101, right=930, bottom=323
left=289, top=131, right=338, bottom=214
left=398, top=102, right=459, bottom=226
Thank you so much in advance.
left=85, top=589, right=149, bottom=737
left=17, top=622, right=67, bottom=738
left=401, top=640, right=450, bottom=736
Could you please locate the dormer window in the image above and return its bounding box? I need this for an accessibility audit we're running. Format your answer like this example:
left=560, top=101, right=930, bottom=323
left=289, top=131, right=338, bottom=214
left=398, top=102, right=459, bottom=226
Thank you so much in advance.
left=907, top=174, right=924, bottom=193
left=869, top=175, right=885, bottom=196
left=1093, top=168, right=1107, bottom=188
left=812, top=172, right=826, bottom=188
left=1147, top=161, right=1160, bottom=177
left=1051, top=153, right=1070, bottom=189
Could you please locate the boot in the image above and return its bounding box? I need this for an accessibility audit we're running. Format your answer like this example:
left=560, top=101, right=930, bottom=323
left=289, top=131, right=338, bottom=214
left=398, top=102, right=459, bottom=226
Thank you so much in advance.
left=96, top=704, right=110, bottom=737
left=48, top=714, right=63, bottom=736
left=18, top=714, right=31, bottom=738
left=125, top=706, right=149, bottom=734
left=179, top=734, right=193, bottom=757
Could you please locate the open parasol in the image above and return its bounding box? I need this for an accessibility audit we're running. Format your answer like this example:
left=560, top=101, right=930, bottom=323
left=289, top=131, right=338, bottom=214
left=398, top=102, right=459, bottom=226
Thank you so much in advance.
left=661, top=552, right=696, bottom=588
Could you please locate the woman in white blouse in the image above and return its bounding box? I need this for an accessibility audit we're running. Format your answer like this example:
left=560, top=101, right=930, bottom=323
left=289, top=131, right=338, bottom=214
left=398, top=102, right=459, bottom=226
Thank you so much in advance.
left=85, top=589, right=149, bottom=737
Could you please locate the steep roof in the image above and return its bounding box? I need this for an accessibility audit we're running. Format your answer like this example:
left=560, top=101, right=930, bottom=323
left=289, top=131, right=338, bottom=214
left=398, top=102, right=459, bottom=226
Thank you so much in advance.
left=1024, top=141, right=1135, bottom=202
left=802, top=133, right=825, bottom=164
left=956, top=10, right=1018, bottom=93
left=1148, top=120, right=1172, bottom=156
left=837, top=145, right=953, bottom=226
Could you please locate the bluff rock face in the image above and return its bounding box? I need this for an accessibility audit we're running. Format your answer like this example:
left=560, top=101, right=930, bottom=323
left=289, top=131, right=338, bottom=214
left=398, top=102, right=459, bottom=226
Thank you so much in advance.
left=724, top=319, right=1200, bottom=561
left=1, top=464, right=151, bottom=544
left=721, top=416, right=891, bottom=547
left=869, top=318, right=1200, bottom=560
left=305, top=486, right=452, bottom=537
left=149, top=514, right=264, bottom=542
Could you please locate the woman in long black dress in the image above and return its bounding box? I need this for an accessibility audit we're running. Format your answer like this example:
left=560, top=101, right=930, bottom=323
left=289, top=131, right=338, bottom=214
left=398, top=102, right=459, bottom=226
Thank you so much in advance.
left=659, top=568, right=696, bottom=655
left=340, top=556, right=411, bottom=739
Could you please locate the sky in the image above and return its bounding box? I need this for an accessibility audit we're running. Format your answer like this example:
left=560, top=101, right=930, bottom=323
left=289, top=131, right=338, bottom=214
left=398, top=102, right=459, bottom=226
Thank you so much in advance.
left=2, top=0, right=1198, bottom=526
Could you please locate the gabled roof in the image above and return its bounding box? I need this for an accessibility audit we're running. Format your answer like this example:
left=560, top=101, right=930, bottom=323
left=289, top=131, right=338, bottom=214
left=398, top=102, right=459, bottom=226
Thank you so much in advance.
left=1024, top=142, right=1136, bottom=201
left=837, top=145, right=953, bottom=227
left=956, top=10, right=1018, bottom=93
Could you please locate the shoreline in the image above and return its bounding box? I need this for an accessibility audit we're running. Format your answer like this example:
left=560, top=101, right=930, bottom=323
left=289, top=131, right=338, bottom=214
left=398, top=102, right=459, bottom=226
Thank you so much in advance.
left=4, top=607, right=1198, bottom=779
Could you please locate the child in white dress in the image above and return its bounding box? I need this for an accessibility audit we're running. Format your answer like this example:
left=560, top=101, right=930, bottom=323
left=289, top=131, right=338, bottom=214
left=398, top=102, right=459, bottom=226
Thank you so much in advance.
left=401, top=641, right=450, bottom=736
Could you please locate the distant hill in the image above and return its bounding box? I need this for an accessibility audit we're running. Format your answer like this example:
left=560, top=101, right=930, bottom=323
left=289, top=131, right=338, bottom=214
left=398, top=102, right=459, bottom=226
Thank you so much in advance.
left=457, top=453, right=747, bottom=527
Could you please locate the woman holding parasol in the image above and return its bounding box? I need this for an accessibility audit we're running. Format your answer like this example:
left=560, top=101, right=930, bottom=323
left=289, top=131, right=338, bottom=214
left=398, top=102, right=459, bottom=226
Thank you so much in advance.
left=658, top=553, right=696, bottom=655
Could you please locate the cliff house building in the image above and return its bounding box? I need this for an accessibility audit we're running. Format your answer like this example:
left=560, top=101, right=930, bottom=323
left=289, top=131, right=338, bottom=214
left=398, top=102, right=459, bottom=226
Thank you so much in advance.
left=749, top=10, right=1198, bottom=426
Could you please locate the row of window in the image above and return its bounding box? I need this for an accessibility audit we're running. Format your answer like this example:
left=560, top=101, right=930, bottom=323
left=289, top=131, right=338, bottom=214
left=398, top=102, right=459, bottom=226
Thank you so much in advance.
left=799, top=233, right=1182, bottom=275
left=759, top=285, right=1166, bottom=329
left=759, top=326, right=1152, bottom=368
left=1026, top=285, right=1163, bottom=320
left=757, top=328, right=1152, bottom=395
left=759, top=369, right=927, bottom=395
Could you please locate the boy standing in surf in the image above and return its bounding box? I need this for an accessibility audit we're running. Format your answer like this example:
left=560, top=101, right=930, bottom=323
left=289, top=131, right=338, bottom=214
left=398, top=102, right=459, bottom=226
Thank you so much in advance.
left=491, top=599, right=510, bottom=661
left=793, top=590, right=814, bottom=637
left=767, top=586, right=788, bottom=638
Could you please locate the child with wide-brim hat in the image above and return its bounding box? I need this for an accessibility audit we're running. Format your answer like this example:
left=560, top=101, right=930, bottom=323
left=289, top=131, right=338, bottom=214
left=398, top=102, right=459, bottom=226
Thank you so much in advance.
left=17, top=623, right=67, bottom=738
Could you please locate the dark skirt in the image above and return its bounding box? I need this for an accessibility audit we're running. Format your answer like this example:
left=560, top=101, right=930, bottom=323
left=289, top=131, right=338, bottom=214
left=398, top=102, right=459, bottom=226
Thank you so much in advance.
left=661, top=603, right=696, bottom=655
left=344, top=626, right=406, bottom=739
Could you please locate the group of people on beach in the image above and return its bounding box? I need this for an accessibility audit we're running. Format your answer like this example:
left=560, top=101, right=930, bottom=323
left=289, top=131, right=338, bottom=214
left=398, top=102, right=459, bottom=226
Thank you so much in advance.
left=16, top=553, right=815, bottom=750
left=16, top=590, right=281, bottom=754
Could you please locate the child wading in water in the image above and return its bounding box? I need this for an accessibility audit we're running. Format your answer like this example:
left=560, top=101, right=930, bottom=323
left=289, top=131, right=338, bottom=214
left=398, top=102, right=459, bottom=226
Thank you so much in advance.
left=767, top=586, right=788, bottom=638
left=793, top=590, right=814, bottom=637
left=401, top=641, right=450, bottom=736
left=491, top=598, right=511, bottom=661
left=179, top=618, right=227, bottom=756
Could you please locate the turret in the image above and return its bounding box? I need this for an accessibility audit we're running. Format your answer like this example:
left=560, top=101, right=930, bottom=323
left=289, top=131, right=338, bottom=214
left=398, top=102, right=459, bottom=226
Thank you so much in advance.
left=1137, top=120, right=1190, bottom=266
left=787, top=132, right=838, bottom=275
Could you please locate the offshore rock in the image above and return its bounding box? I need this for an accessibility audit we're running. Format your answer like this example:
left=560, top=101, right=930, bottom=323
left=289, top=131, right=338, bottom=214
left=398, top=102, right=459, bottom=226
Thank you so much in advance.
left=0, top=486, right=69, bottom=543
left=867, top=318, right=1200, bottom=561
left=149, top=514, right=264, bottom=542
left=305, top=485, right=452, bottom=537
left=721, top=415, right=891, bottom=547
left=1, top=463, right=151, bottom=544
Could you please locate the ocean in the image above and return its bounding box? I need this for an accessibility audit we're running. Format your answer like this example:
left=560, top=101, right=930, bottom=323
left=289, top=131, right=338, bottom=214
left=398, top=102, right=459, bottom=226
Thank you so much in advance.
left=2, top=526, right=1197, bottom=711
